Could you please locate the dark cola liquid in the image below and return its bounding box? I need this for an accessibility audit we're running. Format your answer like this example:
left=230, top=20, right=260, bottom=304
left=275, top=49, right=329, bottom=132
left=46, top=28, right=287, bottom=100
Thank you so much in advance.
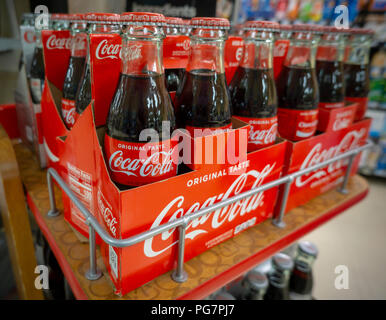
left=229, top=67, right=277, bottom=118
left=344, top=63, right=370, bottom=97
left=30, top=47, right=45, bottom=80
left=62, top=56, right=86, bottom=100
left=165, top=68, right=184, bottom=92
left=106, top=72, right=175, bottom=142
left=289, top=266, right=313, bottom=299
left=264, top=283, right=289, bottom=300
left=276, top=65, right=319, bottom=110
left=174, top=69, right=231, bottom=128
left=75, top=62, right=91, bottom=115
left=316, top=60, right=345, bottom=103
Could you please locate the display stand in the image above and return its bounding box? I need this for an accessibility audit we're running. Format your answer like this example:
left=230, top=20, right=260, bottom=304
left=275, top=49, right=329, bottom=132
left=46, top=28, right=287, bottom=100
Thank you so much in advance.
left=13, top=142, right=369, bottom=300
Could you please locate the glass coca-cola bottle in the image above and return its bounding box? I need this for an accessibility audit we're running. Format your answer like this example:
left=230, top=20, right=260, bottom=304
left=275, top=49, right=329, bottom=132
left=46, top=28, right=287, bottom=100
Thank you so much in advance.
left=264, top=253, right=294, bottom=300
left=229, top=21, right=278, bottom=152
left=61, top=14, right=87, bottom=129
left=276, top=24, right=320, bottom=141
left=344, top=28, right=374, bottom=121
left=316, top=26, right=346, bottom=109
left=29, top=13, right=46, bottom=104
left=273, top=24, right=292, bottom=80
left=75, top=13, right=121, bottom=118
left=241, top=270, right=269, bottom=300
left=174, top=17, right=232, bottom=135
left=289, top=241, right=318, bottom=300
left=164, top=17, right=185, bottom=92
left=104, top=12, right=177, bottom=188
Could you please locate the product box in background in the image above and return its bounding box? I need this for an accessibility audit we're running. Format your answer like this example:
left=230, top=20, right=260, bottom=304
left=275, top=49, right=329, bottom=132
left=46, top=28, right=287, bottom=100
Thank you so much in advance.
left=40, top=29, right=71, bottom=171
left=15, top=25, right=46, bottom=168
left=275, top=118, right=371, bottom=215
left=317, top=102, right=358, bottom=133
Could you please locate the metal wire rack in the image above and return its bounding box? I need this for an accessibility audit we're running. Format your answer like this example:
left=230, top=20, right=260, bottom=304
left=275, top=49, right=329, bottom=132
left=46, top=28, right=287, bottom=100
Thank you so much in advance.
left=45, top=140, right=372, bottom=284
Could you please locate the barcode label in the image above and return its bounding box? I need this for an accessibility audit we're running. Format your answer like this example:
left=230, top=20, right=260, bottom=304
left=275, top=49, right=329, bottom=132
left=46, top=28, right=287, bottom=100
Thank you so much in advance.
left=109, top=245, right=118, bottom=279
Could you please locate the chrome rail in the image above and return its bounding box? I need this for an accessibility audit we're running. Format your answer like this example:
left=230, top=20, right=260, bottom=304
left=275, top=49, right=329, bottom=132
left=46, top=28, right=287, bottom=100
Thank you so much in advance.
left=45, top=140, right=372, bottom=282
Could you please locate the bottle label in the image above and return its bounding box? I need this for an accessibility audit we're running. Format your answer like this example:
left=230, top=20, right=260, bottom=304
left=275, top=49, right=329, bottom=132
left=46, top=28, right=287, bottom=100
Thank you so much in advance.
left=61, top=98, right=77, bottom=128
left=318, top=102, right=345, bottom=109
left=277, top=108, right=319, bottom=141
left=30, top=78, right=43, bottom=102
left=72, top=33, right=87, bottom=57
left=104, top=135, right=178, bottom=187
left=345, top=96, right=368, bottom=121
left=185, top=123, right=232, bottom=138
left=233, top=116, right=277, bottom=152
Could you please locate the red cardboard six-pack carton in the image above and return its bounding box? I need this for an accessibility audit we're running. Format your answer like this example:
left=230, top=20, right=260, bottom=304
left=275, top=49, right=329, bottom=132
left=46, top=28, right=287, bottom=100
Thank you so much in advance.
left=275, top=117, right=371, bottom=215
left=39, top=26, right=370, bottom=296
left=53, top=30, right=287, bottom=295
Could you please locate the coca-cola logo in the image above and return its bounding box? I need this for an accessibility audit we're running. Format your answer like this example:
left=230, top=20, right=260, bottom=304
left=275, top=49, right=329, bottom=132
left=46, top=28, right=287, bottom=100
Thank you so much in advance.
left=24, top=30, right=36, bottom=44
left=62, top=107, right=76, bottom=126
left=181, top=39, right=190, bottom=51
left=250, top=122, right=277, bottom=145
left=235, top=47, right=243, bottom=62
left=274, top=41, right=288, bottom=57
left=46, top=34, right=72, bottom=50
left=143, top=164, right=275, bottom=258
left=333, top=118, right=350, bottom=131
left=108, top=147, right=176, bottom=178
left=97, top=190, right=117, bottom=236
left=126, top=44, right=142, bottom=62
left=295, top=129, right=366, bottom=188
left=73, top=35, right=87, bottom=52
left=95, top=39, right=121, bottom=60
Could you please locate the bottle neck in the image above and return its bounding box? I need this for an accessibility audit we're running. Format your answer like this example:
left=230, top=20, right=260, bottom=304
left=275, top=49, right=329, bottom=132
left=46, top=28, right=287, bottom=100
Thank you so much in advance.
left=317, top=33, right=345, bottom=62
left=285, top=32, right=318, bottom=68
left=88, top=23, right=121, bottom=34
left=241, top=37, right=274, bottom=69
left=164, top=25, right=180, bottom=35
left=344, top=35, right=371, bottom=65
left=35, top=29, right=43, bottom=48
left=186, top=29, right=227, bottom=73
left=295, top=253, right=315, bottom=272
left=121, top=25, right=164, bottom=76
left=269, top=268, right=291, bottom=288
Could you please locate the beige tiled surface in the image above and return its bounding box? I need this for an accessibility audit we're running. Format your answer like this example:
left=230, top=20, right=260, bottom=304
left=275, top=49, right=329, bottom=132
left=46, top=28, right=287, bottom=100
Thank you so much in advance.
left=300, top=178, right=386, bottom=300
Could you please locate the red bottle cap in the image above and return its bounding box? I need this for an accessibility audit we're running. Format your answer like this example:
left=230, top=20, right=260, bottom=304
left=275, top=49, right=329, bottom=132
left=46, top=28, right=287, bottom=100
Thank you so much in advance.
left=51, top=13, right=70, bottom=20
left=165, top=17, right=184, bottom=26
left=68, top=13, right=83, bottom=21
left=348, top=28, right=375, bottom=36
left=120, top=12, right=166, bottom=25
left=279, top=24, right=292, bottom=30
left=244, top=20, right=280, bottom=30
left=190, top=17, right=230, bottom=29
left=292, top=23, right=322, bottom=34
left=84, top=12, right=120, bottom=23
